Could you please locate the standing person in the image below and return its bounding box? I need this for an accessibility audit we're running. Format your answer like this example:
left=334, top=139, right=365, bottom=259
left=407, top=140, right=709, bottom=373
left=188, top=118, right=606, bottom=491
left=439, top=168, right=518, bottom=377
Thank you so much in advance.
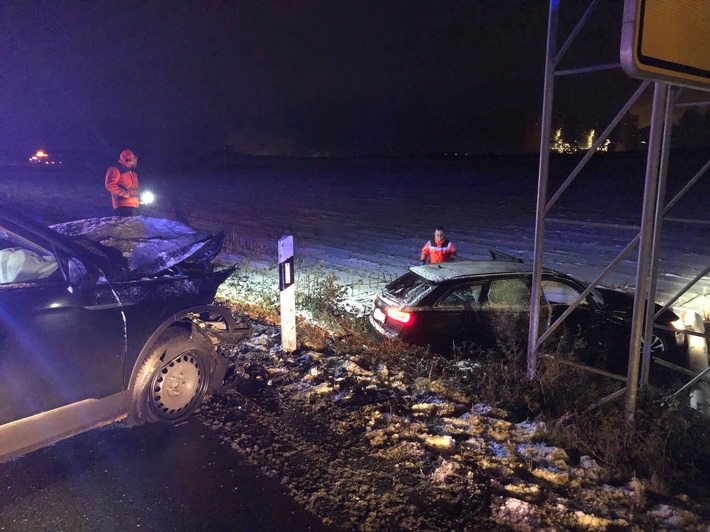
left=105, top=149, right=140, bottom=217
left=420, top=226, right=456, bottom=265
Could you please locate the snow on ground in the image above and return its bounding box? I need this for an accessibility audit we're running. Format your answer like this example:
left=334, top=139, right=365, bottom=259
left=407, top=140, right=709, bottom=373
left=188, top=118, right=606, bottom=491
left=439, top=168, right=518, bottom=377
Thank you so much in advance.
left=197, top=323, right=710, bottom=530
left=1, top=156, right=709, bottom=529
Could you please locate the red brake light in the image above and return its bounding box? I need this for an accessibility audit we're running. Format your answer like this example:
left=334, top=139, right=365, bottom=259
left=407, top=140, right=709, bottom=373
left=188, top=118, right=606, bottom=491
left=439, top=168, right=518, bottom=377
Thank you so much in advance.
left=386, top=308, right=414, bottom=325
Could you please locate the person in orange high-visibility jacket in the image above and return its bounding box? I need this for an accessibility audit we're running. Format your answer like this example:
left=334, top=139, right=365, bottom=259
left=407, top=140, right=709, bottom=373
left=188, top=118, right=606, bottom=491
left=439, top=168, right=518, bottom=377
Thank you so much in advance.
left=420, top=226, right=456, bottom=264
left=105, top=149, right=140, bottom=217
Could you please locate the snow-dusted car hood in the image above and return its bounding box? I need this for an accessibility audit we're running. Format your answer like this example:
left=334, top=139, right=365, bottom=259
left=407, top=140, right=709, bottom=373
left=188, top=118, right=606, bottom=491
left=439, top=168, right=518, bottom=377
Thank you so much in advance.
left=52, top=216, right=214, bottom=276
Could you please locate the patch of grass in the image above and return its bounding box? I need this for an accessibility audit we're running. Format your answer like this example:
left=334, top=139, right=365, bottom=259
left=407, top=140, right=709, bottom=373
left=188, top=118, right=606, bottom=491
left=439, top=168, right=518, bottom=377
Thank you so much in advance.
left=216, top=266, right=280, bottom=324
left=296, top=265, right=350, bottom=328
left=222, top=230, right=269, bottom=255
left=543, top=394, right=710, bottom=498
left=220, top=263, right=355, bottom=332
left=469, top=315, right=710, bottom=498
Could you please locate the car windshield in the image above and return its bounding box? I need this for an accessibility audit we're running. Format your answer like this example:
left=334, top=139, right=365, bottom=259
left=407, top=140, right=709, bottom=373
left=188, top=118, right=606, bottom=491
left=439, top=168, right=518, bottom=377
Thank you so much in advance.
left=382, top=271, right=436, bottom=305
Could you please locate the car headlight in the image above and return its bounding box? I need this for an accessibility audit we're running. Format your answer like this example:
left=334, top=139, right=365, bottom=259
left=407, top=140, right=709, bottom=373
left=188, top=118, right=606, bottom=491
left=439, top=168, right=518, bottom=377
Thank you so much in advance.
left=669, top=315, right=687, bottom=346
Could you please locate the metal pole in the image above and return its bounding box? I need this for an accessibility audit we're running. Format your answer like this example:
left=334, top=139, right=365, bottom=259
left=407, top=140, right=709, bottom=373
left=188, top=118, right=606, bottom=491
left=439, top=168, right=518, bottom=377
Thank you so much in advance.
left=545, top=82, right=649, bottom=215
left=668, top=366, right=710, bottom=400
left=536, top=235, right=639, bottom=346
left=528, top=0, right=559, bottom=380
left=554, top=0, right=601, bottom=65
left=624, top=82, right=668, bottom=422
left=654, top=264, right=710, bottom=318
left=640, top=86, right=674, bottom=386
left=663, top=157, right=710, bottom=215
left=555, top=63, right=621, bottom=76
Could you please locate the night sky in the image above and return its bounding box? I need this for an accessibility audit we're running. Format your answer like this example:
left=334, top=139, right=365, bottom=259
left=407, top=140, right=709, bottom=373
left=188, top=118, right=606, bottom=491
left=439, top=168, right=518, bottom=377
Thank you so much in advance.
left=3, top=1, right=636, bottom=162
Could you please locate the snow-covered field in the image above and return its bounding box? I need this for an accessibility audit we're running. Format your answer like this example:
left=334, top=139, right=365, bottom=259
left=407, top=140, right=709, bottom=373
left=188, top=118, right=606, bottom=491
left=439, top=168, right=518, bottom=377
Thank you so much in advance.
left=164, top=156, right=709, bottom=316
left=1, top=155, right=709, bottom=529
left=4, top=154, right=707, bottom=316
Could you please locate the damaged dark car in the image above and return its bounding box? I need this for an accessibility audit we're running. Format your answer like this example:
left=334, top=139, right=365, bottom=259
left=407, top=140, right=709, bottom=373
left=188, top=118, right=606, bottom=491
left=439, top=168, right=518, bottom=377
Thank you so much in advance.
left=369, top=260, right=688, bottom=377
left=0, top=208, right=250, bottom=462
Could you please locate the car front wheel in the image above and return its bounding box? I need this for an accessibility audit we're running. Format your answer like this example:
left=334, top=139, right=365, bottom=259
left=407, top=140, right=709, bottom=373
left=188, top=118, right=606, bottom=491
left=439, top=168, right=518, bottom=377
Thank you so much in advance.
left=642, top=332, right=668, bottom=355
left=126, top=326, right=214, bottom=426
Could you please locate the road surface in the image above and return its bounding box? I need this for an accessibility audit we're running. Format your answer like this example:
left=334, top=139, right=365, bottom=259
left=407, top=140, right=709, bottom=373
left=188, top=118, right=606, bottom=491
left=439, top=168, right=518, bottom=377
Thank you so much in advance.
left=0, top=418, right=332, bottom=531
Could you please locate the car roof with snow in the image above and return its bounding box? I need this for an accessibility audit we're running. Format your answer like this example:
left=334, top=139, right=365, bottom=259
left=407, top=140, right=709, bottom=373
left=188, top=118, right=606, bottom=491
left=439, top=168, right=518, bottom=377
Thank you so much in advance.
left=410, top=260, right=536, bottom=283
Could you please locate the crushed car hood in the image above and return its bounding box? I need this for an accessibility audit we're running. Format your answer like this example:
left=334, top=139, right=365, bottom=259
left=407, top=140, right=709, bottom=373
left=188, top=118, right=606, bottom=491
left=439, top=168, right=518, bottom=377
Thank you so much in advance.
left=52, top=216, right=222, bottom=277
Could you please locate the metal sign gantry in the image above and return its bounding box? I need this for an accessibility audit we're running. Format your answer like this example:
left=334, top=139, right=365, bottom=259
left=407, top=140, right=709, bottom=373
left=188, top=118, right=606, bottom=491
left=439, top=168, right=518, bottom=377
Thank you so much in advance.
left=527, top=0, right=710, bottom=422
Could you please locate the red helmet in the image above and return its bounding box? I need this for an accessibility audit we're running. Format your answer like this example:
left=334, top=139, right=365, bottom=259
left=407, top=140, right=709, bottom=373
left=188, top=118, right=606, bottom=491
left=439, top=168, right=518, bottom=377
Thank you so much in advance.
left=119, top=149, right=137, bottom=167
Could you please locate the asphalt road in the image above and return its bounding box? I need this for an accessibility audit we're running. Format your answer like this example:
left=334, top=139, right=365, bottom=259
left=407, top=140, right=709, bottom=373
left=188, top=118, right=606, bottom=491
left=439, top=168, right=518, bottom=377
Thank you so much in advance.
left=0, top=419, right=332, bottom=531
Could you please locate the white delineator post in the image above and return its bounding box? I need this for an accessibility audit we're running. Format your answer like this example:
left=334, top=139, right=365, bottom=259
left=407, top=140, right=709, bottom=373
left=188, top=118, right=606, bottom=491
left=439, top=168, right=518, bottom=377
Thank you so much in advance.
left=278, top=235, right=297, bottom=352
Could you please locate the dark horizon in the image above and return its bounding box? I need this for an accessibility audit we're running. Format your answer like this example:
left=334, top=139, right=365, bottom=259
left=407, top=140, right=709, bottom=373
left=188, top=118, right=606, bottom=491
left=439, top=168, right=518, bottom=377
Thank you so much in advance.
left=3, top=2, right=709, bottom=162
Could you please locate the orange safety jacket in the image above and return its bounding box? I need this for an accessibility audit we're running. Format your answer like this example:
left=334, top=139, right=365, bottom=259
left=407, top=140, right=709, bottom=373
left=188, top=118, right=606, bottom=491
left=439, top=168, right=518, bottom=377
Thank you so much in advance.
left=105, top=163, right=139, bottom=209
left=421, top=238, right=456, bottom=264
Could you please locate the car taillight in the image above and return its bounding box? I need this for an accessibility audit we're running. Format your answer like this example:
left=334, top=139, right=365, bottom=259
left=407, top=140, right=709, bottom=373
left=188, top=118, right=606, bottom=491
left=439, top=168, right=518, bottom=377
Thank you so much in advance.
left=386, top=308, right=414, bottom=325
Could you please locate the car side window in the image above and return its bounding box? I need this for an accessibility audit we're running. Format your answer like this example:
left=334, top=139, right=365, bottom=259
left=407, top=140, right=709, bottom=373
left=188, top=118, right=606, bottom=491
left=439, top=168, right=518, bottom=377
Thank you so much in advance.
left=484, top=278, right=530, bottom=309
left=541, top=280, right=587, bottom=306
left=0, top=230, right=59, bottom=284
left=438, top=283, right=483, bottom=307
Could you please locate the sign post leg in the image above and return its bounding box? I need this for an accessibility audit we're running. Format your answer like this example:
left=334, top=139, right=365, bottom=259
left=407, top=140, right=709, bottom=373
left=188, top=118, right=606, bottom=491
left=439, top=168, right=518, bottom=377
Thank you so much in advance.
left=280, top=283, right=297, bottom=352
left=278, top=235, right=297, bottom=352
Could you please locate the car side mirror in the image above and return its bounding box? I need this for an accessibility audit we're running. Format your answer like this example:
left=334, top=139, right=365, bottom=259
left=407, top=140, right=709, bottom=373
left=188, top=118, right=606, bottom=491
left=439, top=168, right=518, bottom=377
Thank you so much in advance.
left=67, top=257, right=89, bottom=289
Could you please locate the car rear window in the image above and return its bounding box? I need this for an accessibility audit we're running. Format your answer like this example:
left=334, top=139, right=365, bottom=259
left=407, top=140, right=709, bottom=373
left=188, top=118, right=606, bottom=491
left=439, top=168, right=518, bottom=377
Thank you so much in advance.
left=383, top=271, right=436, bottom=305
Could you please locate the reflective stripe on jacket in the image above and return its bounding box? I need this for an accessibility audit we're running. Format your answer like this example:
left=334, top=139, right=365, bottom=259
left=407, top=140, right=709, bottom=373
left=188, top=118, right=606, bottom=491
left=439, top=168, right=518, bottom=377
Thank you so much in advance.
left=105, top=163, right=139, bottom=209
left=421, top=238, right=456, bottom=264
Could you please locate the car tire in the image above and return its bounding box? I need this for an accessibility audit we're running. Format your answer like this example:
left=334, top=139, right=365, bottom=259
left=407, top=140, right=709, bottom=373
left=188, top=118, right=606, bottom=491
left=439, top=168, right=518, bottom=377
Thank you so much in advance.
left=452, top=340, right=478, bottom=358
left=642, top=332, right=668, bottom=355
left=126, top=326, right=214, bottom=427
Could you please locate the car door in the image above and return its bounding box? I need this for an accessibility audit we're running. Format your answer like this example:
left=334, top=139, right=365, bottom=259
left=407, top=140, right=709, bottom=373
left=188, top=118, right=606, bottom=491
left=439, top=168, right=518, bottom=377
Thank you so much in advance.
left=539, top=276, right=620, bottom=368
left=477, top=276, right=532, bottom=350
left=430, top=282, right=488, bottom=352
left=0, top=229, right=126, bottom=425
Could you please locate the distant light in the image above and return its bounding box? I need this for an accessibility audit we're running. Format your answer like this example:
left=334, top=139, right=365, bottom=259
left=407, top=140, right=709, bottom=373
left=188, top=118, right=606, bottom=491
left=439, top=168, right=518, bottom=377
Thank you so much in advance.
left=29, top=149, right=51, bottom=164
left=140, top=190, right=155, bottom=205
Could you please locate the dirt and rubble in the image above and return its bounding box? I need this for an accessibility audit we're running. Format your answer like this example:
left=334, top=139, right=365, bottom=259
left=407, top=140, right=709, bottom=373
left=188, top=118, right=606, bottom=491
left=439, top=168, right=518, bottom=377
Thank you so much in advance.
left=196, top=323, right=710, bottom=531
